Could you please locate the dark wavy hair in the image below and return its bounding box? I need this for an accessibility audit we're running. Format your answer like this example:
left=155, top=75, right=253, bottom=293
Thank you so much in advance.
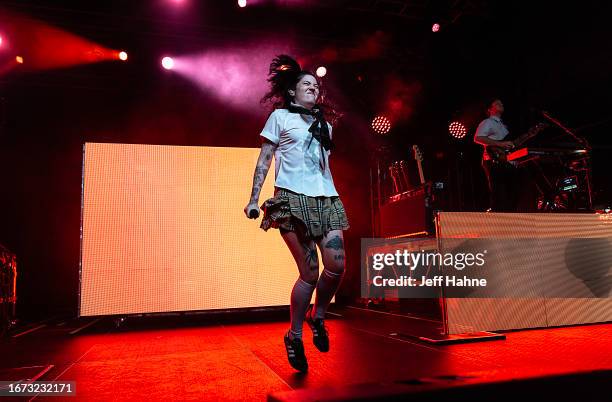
left=260, top=54, right=341, bottom=124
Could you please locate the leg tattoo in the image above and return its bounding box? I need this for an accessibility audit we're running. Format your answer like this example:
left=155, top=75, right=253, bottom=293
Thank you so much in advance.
left=325, top=235, right=344, bottom=251
left=303, top=244, right=318, bottom=268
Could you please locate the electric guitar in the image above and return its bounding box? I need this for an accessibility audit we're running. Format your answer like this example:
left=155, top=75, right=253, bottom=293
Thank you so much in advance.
left=389, top=163, right=402, bottom=193
left=412, top=145, right=425, bottom=185
left=487, top=122, right=548, bottom=163
left=399, top=160, right=411, bottom=190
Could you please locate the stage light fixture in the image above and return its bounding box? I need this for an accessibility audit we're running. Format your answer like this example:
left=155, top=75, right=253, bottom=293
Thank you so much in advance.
left=449, top=121, right=467, bottom=139
left=432, top=23, right=441, bottom=33
left=15, top=56, right=23, bottom=64
left=372, top=116, right=392, bottom=135
left=238, top=0, right=247, bottom=7
left=0, top=35, right=3, bottom=47
left=316, top=66, right=327, bottom=77
left=162, top=56, right=174, bottom=70
left=118, top=51, right=128, bottom=61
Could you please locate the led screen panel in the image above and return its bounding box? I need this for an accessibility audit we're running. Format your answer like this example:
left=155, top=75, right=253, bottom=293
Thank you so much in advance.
left=80, top=143, right=305, bottom=316
left=437, top=212, right=612, bottom=334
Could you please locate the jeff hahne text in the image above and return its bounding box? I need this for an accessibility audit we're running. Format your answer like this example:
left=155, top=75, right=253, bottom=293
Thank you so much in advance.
left=370, top=249, right=488, bottom=288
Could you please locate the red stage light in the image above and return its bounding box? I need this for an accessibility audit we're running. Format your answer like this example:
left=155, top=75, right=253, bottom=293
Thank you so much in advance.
left=0, top=35, right=3, bottom=47
left=432, top=23, right=441, bottom=32
left=118, top=51, right=128, bottom=61
left=15, top=55, right=23, bottom=64
left=372, top=116, right=392, bottom=135
left=449, top=121, right=467, bottom=139
left=0, top=10, right=118, bottom=71
left=238, top=0, right=247, bottom=7
left=316, top=66, right=327, bottom=77
left=162, top=56, right=174, bottom=70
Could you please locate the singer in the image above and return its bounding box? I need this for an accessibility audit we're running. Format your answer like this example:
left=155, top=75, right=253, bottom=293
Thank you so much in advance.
left=243, top=55, right=349, bottom=372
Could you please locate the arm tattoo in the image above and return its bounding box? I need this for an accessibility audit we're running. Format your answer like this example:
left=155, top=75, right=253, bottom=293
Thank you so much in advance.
left=325, top=236, right=344, bottom=251
left=249, top=143, right=276, bottom=203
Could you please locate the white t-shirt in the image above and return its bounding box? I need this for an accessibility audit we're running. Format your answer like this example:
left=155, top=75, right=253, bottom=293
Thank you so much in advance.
left=475, top=116, right=509, bottom=160
left=260, top=108, right=339, bottom=197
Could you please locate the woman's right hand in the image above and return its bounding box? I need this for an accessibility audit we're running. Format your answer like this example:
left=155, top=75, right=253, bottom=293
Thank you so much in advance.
left=244, top=202, right=260, bottom=219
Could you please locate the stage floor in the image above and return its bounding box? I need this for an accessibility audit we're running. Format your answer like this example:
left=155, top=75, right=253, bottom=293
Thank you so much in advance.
left=1, top=307, right=610, bottom=400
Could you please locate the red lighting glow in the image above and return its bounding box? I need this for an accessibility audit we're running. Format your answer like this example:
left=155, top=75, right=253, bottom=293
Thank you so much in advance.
left=15, top=56, right=23, bottom=64
left=432, top=23, right=441, bottom=33
left=372, top=116, right=392, bottom=135
left=316, top=66, right=327, bottom=77
left=449, top=121, right=467, bottom=139
left=0, top=10, right=120, bottom=71
left=162, top=56, right=174, bottom=70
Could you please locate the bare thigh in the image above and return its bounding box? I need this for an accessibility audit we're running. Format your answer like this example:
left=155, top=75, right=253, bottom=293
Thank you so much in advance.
left=315, top=230, right=346, bottom=274
left=281, top=230, right=319, bottom=284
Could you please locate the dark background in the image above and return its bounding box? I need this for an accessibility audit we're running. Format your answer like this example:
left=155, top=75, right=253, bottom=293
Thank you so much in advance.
left=0, top=0, right=610, bottom=319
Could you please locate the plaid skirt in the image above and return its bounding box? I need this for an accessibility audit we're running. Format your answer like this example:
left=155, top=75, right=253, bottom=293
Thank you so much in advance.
left=260, top=188, right=349, bottom=239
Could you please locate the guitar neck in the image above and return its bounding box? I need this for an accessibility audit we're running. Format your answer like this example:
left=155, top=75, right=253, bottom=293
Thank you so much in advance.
left=412, top=145, right=425, bottom=185
left=514, top=124, right=545, bottom=147
left=416, top=159, right=425, bottom=184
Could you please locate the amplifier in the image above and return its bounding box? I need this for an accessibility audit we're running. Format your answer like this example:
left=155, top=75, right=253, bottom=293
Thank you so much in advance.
left=378, top=185, right=435, bottom=238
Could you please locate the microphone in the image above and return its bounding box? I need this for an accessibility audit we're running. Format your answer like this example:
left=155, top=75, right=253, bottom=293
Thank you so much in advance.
left=248, top=209, right=260, bottom=219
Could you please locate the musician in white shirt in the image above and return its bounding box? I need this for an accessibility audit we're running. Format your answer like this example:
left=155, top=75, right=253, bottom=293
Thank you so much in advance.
left=474, top=99, right=518, bottom=211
